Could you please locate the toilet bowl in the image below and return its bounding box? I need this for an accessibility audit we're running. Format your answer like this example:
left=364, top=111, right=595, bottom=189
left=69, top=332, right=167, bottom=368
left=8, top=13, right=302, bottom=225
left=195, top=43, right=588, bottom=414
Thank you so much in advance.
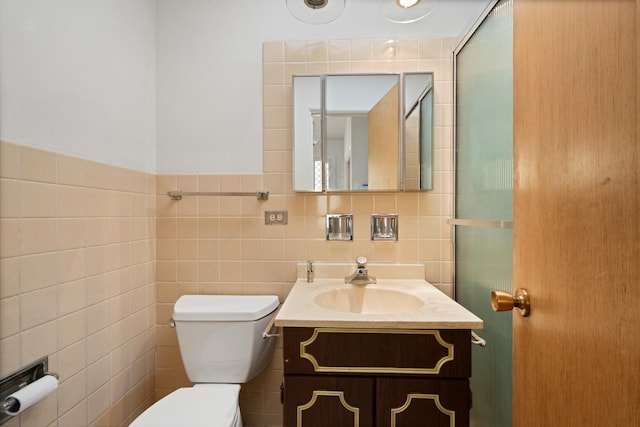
left=130, top=295, right=280, bottom=427
left=130, top=384, right=242, bottom=427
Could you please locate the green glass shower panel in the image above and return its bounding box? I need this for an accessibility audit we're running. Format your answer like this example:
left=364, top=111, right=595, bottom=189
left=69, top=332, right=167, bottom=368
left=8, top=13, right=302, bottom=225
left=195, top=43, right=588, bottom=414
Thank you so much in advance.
left=456, top=0, right=513, bottom=222
left=456, top=227, right=512, bottom=427
left=454, top=1, right=513, bottom=427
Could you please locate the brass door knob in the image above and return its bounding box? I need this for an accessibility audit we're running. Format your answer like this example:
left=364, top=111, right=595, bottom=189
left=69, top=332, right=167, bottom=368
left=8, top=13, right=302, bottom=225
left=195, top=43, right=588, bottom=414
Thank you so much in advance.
left=491, top=288, right=530, bottom=317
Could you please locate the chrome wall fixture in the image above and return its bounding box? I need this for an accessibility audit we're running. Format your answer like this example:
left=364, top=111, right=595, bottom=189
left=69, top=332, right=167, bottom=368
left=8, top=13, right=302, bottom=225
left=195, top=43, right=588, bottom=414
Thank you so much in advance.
left=0, top=357, right=59, bottom=425
left=326, top=214, right=353, bottom=241
left=447, top=218, right=513, bottom=229
left=371, top=214, right=399, bottom=241
left=166, top=190, right=269, bottom=201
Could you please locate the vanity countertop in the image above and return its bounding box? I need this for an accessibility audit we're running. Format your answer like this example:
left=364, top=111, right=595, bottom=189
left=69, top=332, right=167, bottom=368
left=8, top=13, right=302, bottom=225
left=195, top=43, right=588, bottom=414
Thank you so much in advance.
left=275, top=265, right=483, bottom=330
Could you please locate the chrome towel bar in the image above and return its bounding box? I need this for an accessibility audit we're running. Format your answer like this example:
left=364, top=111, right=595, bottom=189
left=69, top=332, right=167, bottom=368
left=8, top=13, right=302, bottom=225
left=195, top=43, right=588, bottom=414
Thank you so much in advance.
left=167, top=190, right=269, bottom=201
left=447, top=218, right=513, bottom=229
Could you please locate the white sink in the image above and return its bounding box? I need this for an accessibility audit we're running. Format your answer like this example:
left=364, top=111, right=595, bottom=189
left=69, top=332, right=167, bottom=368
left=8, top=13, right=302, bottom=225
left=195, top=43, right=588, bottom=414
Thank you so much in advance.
left=314, top=287, right=424, bottom=314
left=274, top=262, right=484, bottom=329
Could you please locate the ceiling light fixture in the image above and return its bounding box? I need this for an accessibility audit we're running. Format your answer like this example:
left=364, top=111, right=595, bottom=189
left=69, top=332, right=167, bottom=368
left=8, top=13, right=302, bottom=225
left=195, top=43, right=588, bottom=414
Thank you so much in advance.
left=304, top=0, right=328, bottom=8
left=380, top=0, right=432, bottom=23
left=286, top=0, right=345, bottom=24
left=397, top=0, right=420, bottom=8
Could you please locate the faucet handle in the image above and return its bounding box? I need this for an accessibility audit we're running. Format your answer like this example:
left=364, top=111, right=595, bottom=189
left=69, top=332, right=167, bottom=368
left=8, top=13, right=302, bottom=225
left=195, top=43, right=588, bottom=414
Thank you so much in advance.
left=356, top=256, right=368, bottom=268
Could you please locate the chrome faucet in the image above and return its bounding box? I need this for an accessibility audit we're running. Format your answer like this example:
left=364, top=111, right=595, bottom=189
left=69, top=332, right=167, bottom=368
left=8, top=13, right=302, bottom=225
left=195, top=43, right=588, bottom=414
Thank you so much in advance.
left=344, top=256, right=377, bottom=285
left=306, top=260, right=314, bottom=283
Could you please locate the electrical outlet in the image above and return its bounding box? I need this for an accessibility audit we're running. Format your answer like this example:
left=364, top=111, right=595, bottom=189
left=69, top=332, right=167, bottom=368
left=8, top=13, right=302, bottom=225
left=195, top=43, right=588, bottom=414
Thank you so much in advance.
left=265, top=210, right=288, bottom=225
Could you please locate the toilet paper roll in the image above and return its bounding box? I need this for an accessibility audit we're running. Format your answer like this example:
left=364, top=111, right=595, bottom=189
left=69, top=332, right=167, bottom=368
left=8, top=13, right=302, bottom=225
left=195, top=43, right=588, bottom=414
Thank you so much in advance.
left=5, top=375, right=59, bottom=416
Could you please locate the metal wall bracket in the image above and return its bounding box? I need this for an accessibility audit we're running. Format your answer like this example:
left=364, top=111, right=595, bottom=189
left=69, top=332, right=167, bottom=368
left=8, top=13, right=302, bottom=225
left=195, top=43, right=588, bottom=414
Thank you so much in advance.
left=0, top=357, right=56, bottom=425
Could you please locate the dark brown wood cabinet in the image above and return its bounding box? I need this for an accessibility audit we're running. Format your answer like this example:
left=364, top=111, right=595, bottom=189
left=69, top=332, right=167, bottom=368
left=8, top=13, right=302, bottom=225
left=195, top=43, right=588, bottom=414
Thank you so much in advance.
left=284, top=376, right=375, bottom=427
left=282, top=327, right=472, bottom=427
left=376, top=377, right=470, bottom=427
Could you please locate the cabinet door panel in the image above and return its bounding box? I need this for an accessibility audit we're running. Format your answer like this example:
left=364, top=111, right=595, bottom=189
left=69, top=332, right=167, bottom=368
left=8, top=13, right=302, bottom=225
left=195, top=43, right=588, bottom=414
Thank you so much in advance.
left=283, top=376, right=374, bottom=427
left=283, top=327, right=471, bottom=377
left=377, top=378, right=470, bottom=427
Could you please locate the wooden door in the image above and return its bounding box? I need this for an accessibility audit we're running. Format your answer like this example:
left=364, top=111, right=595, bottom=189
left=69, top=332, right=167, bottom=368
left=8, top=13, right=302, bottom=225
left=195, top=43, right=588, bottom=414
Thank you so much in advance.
left=513, top=1, right=639, bottom=425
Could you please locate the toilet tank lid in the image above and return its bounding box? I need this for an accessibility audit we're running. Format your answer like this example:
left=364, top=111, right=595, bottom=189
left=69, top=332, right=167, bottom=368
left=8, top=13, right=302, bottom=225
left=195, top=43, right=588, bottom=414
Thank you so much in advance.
left=173, top=295, right=280, bottom=321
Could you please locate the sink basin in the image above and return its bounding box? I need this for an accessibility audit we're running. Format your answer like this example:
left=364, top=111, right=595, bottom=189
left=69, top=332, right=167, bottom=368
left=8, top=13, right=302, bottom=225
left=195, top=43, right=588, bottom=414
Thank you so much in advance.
left=275, top=263, right=485, bottom=328
left=314, top=287, right=424, bottom=314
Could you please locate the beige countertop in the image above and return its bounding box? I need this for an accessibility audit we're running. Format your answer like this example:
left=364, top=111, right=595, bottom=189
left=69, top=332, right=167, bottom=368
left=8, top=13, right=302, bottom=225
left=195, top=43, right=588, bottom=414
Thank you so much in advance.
left=275, top=262, right=483, bottom=330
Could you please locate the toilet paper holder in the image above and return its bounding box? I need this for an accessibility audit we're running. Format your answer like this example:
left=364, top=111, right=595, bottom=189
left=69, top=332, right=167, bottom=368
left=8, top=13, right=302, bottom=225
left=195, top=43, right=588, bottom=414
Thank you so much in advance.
left=0, top=356, right=58, bottom=424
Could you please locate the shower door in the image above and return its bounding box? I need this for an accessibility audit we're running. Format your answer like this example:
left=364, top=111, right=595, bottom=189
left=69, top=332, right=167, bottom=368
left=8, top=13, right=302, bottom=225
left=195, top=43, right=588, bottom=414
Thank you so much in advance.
left=453, top=1, right=513, bottom=426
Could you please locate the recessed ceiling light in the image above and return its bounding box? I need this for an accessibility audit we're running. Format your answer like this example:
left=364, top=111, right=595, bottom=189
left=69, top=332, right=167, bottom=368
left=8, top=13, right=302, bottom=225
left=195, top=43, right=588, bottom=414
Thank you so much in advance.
left=287, top=0, right=345, bottom=24
left=380, top=0, right=432, bottom=23
left=304, top=0, right=328, bottom=9
left=396, top=0, right=420, bottom=8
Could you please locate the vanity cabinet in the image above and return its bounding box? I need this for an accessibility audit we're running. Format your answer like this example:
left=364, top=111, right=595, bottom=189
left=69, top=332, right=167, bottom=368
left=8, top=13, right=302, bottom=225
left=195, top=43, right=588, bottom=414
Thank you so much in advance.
left=284, top=376, right=375, bottom=427
left=282, top=327, right=472, bottom=427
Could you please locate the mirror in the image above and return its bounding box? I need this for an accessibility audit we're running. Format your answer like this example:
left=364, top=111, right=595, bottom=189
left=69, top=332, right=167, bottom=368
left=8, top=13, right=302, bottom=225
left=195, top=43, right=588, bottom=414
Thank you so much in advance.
left=292, top=75, right=323, bottom=192
left=403, top=72, right=434, bottom=191
left=292, top=72, right=434, bottom=192
left=325, top=74, right=400, bottom=191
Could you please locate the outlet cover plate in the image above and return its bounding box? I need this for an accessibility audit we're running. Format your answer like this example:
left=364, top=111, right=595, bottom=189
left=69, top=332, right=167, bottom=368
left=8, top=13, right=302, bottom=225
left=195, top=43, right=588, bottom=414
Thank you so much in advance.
left=265, top=210, right=288, bottom=225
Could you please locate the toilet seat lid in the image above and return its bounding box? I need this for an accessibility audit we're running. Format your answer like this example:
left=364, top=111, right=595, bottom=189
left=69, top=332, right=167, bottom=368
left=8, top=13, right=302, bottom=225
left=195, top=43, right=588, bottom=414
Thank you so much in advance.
left=130, top=384, right=240, bottom=427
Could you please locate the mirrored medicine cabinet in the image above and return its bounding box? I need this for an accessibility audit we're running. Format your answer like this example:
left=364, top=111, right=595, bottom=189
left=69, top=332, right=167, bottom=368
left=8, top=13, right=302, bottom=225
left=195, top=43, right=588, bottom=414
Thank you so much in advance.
left=292, top=72, right=434, bottom=193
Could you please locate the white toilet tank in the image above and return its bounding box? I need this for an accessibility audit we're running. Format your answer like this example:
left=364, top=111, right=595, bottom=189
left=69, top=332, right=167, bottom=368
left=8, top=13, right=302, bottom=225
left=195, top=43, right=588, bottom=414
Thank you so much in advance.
left=172, top=295, right=280, bottom=383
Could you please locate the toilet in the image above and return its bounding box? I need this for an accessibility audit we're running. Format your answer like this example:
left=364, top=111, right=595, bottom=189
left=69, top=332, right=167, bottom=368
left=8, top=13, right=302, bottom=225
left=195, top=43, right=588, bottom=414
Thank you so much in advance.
left=130, top=294, right=280, bottom=427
